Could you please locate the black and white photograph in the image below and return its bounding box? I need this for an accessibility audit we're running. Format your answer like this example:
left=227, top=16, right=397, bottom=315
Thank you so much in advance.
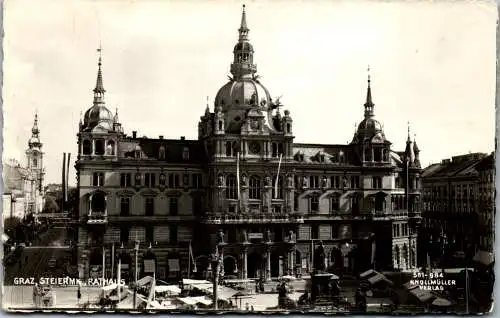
left=2, top=0, right=496, bottom=314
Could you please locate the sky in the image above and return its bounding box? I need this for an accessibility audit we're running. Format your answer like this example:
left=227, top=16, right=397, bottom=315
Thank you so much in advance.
left=3, top=0, right=497, bottom=187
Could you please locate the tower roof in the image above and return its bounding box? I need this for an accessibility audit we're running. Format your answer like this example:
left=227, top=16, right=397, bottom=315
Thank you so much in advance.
left=94, top=45, right=105, bottom=95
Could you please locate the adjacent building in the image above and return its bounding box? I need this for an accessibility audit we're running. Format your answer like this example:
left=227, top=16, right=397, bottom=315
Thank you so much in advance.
left=420, top=152, right=494, bottom=267
left=76, top=6, right=422, bottom=282
left=3, top=115, right=45, bottom=220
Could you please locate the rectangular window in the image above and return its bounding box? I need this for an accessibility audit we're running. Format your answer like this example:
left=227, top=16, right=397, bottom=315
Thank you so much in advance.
left=169, top=197, right=178, bottom=216
left=392, top=224, right=397, bottom=237
left=120, top=197, right=130, bottom=216
left=310, top=195, right=319, bottom=213
left=272, top=206, right=282, bottom=213
left=145, top=197, right=154, bottom=216
left=310, top=176, right=319, bottom=188
left=372, top=176, right=382, bottom=189
left=350, top=176, right=359, bottom=188
left=294, top=193, right=299, bottom=211
left=175, top=174, right=180, bottom=188
left=120, top=226, right=129, bottom=243
left=170, top=225, right=178, bottom=245
left=145, top=226, right=154, bottom=244
left=93, top=173, right=104, bottom=186
left=183, top=174, right=189, bottom=187
left=396, top=224, right=401, bottom=237
left=168, top=174, right=174, bottom=188
left=144, top=173, right=156, bottom=187
left=126, top=173, right=131, bottom=187
left=311, top=225, right=319, bottom=240
left=192, top=174, right=202, bottom=189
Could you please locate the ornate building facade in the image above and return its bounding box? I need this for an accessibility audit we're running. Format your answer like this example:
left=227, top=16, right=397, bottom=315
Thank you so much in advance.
left=3, top=115, right=45, bottom=221
left=76, top=6, right=422, bottom=281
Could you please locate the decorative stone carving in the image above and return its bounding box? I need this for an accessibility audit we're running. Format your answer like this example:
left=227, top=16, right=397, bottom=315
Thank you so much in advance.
left=265, top=176, right=272, bottom=187
left=289, top=230, right=296, bottom=243
left=287, top=175, right=293, bottom=188
left=321, top=176, right=328, bottom=189
left=241, top=229, right=248, bottom=243
left=218, top=174, right=224, bottom=187
left=217, top=229, right=225, bottom=244
left=302, top=176, right=309, bottom=188
left=343, top=176, right=349, bottom=188
left=241, top=174, right=248, bottom=186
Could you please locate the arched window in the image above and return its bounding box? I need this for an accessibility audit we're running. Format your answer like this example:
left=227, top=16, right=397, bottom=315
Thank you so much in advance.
left=95, top=139, right=105, bottom=155
left=226, top=175, right=237, bottom=199
left=309, top=194, right=319, bottom=213
left=226, top=141, right=232, bottom=157
left=374, top=148, right=381, bottom=161
left=33, top=158, right=38, bottom=167
left=82, top=140, right=92, bottom=155
left=106, top=140, right=115, bottom=155
left=218, top=121, right=223, bottom=131
left=330, top=193, right=340, bottom=213
left=91, top=192, right=106, bottom=213
left=272, top=176, right=283, bottom=199
left=249, top=176, right=261, bottom=200
left=158, top=145, right=166, bottom=160
left=286, top=123, right=291, bottom=133
left=364, top=147, right=371, bottom=161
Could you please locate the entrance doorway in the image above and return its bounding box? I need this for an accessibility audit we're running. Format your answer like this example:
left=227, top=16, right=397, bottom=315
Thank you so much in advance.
left=247, top=252, right=262, bottom=279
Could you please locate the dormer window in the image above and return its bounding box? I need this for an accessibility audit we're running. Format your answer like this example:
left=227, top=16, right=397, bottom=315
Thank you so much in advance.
left=134, top=145, right=141, bottom=159
left=182, top=147, right=190, bottom=161
left=319, top=154, right=325, bottom=163
left=158, top=145, right=166, bottom=160
left=106, top=140, right=115, bottom=155
left=82, top=140, right=92, bottom=155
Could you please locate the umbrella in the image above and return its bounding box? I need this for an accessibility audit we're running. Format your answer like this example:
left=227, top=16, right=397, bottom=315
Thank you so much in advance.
left=432, top=298, right=452, bottom=307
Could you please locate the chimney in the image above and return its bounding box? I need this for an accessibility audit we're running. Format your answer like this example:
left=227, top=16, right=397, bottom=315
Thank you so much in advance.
left=180, top=136, right=185, bottom=141
left=132, top=131, right=137, bottom=139
left=159, top=135, right=164, bottom=140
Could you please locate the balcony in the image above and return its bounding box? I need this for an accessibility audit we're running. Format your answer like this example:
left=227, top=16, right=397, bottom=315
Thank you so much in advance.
left=204, top=214, right=304, bottom=225
left=87, top=212, right=108, bottom=225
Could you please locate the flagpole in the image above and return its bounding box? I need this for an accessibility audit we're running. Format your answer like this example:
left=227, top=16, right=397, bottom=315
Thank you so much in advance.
left=275, top=154, right=282, bottom=199
left=102, top=245, right=106, bottom=283
left=237, top=152, right=241, bottom=212
left=188, top=240, right=191, bottom=279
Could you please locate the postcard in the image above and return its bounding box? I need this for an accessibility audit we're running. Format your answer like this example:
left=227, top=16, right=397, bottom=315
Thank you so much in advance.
left=2, top=0, right=496, bottom=314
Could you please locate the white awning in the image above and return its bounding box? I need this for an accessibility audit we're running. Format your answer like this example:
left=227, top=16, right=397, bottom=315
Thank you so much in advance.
left=182, top=279, right=211, bottom=285
left=155, top=285, right=181, bottom=294
left=177, top=296, right=211, bottom=306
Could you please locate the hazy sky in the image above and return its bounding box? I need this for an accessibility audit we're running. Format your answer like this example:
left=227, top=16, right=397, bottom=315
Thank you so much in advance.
left=3, top=0, right=497, bottom=186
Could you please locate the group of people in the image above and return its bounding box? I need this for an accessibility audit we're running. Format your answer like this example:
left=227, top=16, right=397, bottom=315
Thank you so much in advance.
left=32, top=283, right=54, bottom=307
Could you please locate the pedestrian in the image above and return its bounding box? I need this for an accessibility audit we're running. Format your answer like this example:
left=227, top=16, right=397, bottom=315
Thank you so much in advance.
left=251, top=305, right=254, bottom=311
left=245, top=302, right=249, bottom=311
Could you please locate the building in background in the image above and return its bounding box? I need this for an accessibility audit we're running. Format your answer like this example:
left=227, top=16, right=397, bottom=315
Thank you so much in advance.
left=475, top=153, right=494, bottom=259
left=75, top=6, right=422, bottom=281
left=3, top=115, right=45, bottom=220
left=420, top=152, right=493, bottom=267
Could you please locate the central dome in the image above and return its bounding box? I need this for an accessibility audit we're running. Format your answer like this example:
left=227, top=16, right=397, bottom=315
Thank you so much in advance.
left=215, top=78, right=272, bottom=112
left=83, top=105, right=114, bottom=131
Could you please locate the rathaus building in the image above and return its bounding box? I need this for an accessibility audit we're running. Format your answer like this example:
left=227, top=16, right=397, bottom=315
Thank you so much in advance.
left=76, top=6, right=422, bottom=281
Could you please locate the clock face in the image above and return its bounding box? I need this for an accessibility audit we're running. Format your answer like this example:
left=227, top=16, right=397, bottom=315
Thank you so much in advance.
left=249, top=142, right=261, bottom=154
left=250, top=120, right=260, bottom=130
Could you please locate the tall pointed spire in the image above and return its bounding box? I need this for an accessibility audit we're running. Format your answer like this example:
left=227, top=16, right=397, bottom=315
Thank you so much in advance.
left=230, top=4, right=257, bottom=79
left=364, top=65, right=374, bottom=119
left=407, top=121, right=411, bottom=142
left=28, top=112, right=42, bottom=149
left=239, top=4, right=249, bottom=41
left=93, top=43, right=106, bottom=105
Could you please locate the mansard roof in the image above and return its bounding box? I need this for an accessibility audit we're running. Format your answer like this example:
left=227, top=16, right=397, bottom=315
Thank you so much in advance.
left=118, top=137, right=207, bottom=164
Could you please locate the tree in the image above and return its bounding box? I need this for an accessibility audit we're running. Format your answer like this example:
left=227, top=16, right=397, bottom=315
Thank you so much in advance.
left=43, top=196, right=60, bottom=214
left=4, top=217, right=21, bottom=239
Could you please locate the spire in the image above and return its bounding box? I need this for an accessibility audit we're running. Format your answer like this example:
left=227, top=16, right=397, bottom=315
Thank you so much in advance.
left=32, top=113, right=39, bottom=136
left=413, top=133, right=420, bottom=153
left=239, top=4, right=249, bottom=41
left=114, top=107, right=119, bottom=122
left=407, top=121, right=411, bottom=142
left=205, top=96, right=210, bottom=115
left=93, top=44, right=106, bottom=105
left=230, top=4, right=256, bottom=79
left=364, top=65, right=374, bottom=119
